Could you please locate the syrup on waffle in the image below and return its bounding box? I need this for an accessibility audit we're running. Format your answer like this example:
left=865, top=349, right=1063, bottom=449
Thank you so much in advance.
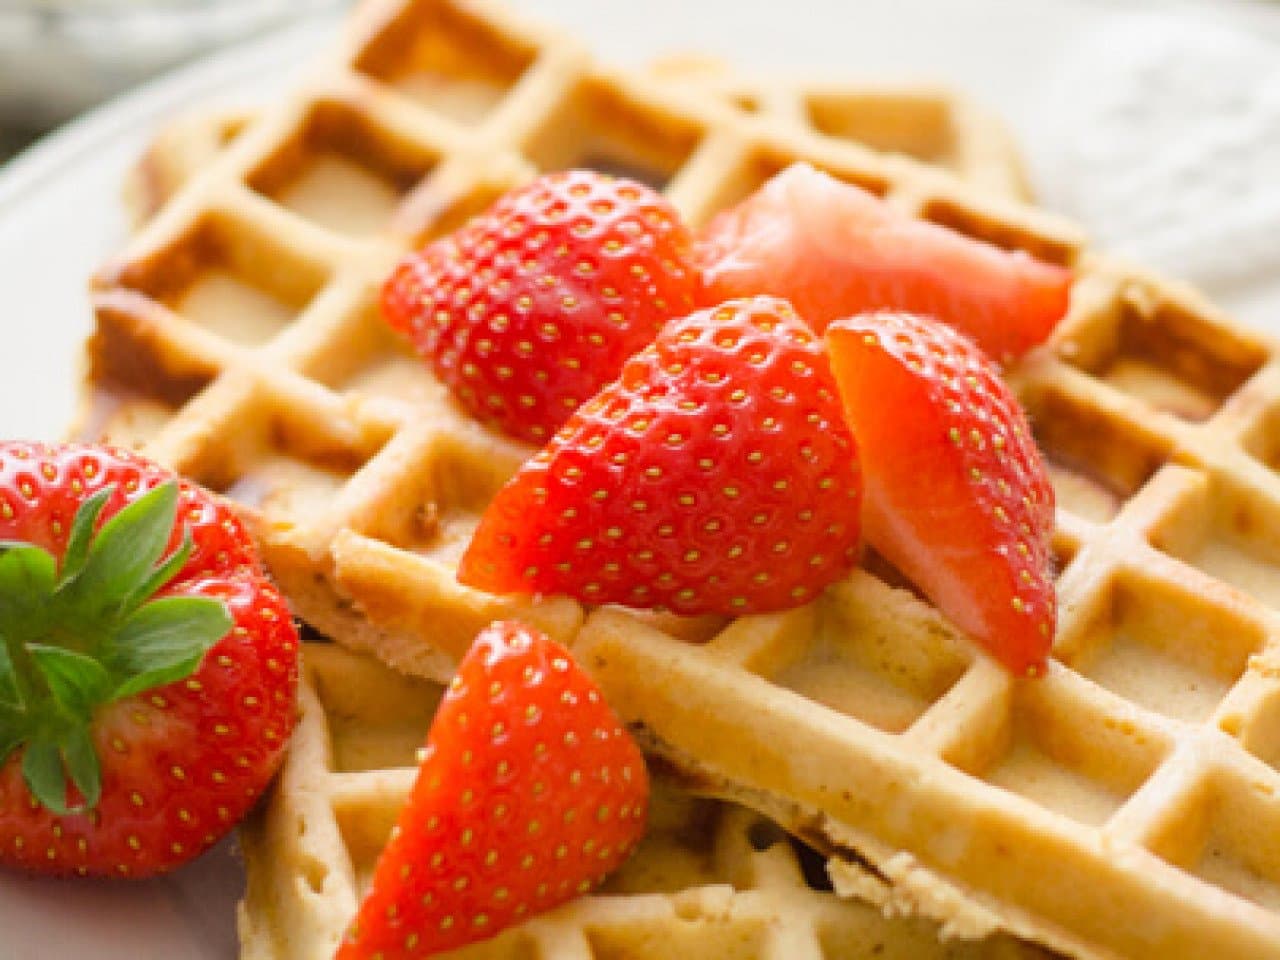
left=79, top=0, right=1280, bottom=957
left=242, top=640, right=1051, bottom=959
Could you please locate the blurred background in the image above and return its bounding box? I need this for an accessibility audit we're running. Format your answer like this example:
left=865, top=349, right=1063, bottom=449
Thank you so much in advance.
left=1, top=0, right=1279, bottom=442
left=2, top=0, right=1278, bottom=162
left=0, top=0, right=345, bottom=157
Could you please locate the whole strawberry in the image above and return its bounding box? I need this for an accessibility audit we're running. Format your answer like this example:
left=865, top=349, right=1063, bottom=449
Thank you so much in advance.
left=382, top=170, right=698, bottom=444
left=337, top=620, right=648, bottom=960
left=458, top=296, right=862, bottom=616
left=0, top=442, right=298, bottom=878
left=827, top=313, right=1056, bottom=675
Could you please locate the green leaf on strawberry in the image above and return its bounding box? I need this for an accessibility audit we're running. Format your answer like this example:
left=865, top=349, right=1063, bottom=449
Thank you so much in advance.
left=54, top=481, right=185, bottom=622
left=0, top=481, right=232, bottom=815
left=0, top=545, right=56, bottom=649
left=59, top=485, right=111, bottom=584
left=21, top=741, right=71, bottom=815
left=0, top=442, right=298, bottom=879
left=106, top=596, right=231, bottom=699
left=28, top=645, right=112, bottom=717
left=59, top=725, right=101, bottom=814
left=21, top=725, right=101, bottom=816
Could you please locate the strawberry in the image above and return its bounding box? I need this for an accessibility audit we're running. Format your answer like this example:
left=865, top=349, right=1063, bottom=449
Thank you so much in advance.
left=0, top=442, right=298, bottom=878
left=382, top=169, right=699, bottom=444
left=458, top=296, right=862, bottom=616
left=337, top=620, right=647, bottom=959
left=826, top=313, right=1055, bottom=675
left=696, top=163, right=1072, bottom=362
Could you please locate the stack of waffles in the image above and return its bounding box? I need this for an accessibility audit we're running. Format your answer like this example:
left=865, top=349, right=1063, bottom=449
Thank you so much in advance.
left=76, top=0, right=1280, bottom=957
left=259, top=640, right=1045, bottom=960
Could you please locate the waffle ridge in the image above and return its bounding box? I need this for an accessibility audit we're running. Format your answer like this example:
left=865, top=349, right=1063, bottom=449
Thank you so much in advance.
left=85, top=0, right=1048, bottom=681
left=243, top=641, right=1050, bottom=960
left=80, top=1, right=1280, bottom=958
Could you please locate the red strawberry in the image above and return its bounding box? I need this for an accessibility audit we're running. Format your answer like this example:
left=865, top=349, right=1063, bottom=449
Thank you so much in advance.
left=337, top=620, right=647, bottom=959
left=458, top=296, right=862, bottom=616
left=826, top=313, right=1055, bottom=675
left=382, top=170, right=699, bottom=444
left=696, top=163, right=1072, bottom=362
left=0, top=442, right=298, bottom=878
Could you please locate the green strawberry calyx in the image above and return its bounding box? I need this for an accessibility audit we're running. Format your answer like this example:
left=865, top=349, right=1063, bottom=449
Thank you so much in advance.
left=0, top=482, right=232, bottom=815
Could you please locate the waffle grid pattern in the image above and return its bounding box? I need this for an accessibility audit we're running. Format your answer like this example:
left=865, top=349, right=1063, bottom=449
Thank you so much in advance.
left=242, top=642, right=1050, bottom=960
left=80, top=0, right=1280, bottom=957
left=123, top=59, right=1029, bottom=228
left=86, top=0, right=1055, bottom=681
left=577, top=261, right=1280, bottom=959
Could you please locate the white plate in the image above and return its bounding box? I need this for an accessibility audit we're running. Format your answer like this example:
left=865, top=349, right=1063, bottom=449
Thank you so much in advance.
left=1, top=1, right=1278, bottom=957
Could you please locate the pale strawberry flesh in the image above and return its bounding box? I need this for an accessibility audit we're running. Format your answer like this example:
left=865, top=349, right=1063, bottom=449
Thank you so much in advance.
left=697, top=163, right=1072, bottom=362
left=827, top=313, right=1055, bottom=675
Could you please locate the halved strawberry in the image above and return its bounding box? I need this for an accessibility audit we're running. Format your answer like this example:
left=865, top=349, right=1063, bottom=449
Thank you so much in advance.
left=0, top=442, right=298, bottom=878
left=826, top=313, right=1055, bottom=675
left=457, top=296, right=862, bottom=616
left=382, top=170, right=699, bottom=444
left=697, top=163, right=1072, bottom=362
left=337, top=620, right=648, bottom=960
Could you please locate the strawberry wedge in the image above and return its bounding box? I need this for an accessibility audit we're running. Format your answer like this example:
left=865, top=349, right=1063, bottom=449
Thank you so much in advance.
left=827, top=313, right=1056, bottom=676
left=697, top=163, right=1071, bottom=363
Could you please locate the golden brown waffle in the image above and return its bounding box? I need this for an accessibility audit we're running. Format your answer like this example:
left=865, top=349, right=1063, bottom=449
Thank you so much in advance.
left=571, top=253, right=1280, bottom=958
left=80, top=0, right=1280, bottom=956
left=121, top=63, right=1029, bottom=227
left=645, top=54, right=1030, bottom=203
left=125, top=108, right=253, bottom=228
left=84, top=0, right=1057, bottom=681
left=247, top=640, right=1050, bottom=959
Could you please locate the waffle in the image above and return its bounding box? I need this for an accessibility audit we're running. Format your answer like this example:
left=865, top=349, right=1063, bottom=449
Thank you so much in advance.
left=84, top=0, right=1053, bottom=680
left=79, top=0, right=1280, bottom=957
left=125, top=108, right=253, bottom=228
left=645, top=54, right=1030, bottom=203
left=122, top=62, right=1029, bottom=226
left=571, top=253, right=1280, bottom=960
left=246, top=640, right=1049, bottom=959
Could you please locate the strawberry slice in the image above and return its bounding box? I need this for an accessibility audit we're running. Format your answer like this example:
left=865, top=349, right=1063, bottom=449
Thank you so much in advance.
left=457, top=296, right=862, bottom=617
left=382, top=170, right=699, bottom=444
left=697, top=163, right=1071, bottom=362
left=336, top=621, right=648, bottom=960
left=826, top=313, right=1055, bottom=675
